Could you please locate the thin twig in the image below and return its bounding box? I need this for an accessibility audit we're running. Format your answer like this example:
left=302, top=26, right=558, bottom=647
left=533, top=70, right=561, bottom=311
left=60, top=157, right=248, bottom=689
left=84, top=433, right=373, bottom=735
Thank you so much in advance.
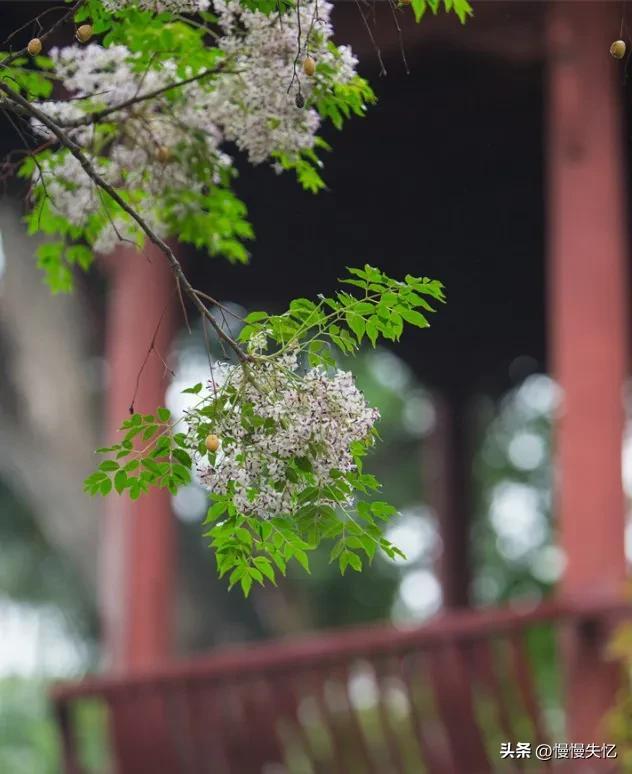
left=129, top=295, right=176, bottom=414
left=192, top=289, right=248, bottom=323
left=387, top=0, right=409, bottom=75
left=354, top=0, right=386, bottom=77
left=176, top=277, right=192, bottom=335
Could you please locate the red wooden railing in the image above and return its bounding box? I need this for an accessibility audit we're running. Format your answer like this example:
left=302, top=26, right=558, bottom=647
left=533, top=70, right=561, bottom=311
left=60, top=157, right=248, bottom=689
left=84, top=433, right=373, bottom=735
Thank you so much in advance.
left=52, top=599, right=629, bottom=774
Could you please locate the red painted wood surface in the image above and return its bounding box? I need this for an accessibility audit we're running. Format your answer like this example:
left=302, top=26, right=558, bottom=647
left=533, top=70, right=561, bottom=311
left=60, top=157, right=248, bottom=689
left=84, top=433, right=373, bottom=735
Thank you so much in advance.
left=546, top=1, right=629, bottom=743
left=101, top=243, right=177, bottom=671
left=427, top=394, right=472, bottom=608
left=52, top=599, right=629, bottom=773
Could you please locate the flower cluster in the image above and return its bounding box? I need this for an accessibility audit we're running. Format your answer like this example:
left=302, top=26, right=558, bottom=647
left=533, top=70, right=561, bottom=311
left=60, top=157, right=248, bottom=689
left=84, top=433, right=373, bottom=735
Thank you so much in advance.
left=86, top=267, right=441, bottom=587
left=102, top=0, right=210, bottom=12
left=192, top=351, right=380, bottom=519
left=29, top=0, right=362, bottom=256
left=32, top=45, right=232, bottom=253
left=207, top=0, right=358, bottom=164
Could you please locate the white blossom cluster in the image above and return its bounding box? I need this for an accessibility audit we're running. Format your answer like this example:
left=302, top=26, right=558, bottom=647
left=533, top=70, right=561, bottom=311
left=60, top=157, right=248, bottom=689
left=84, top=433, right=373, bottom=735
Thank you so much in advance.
left=33, top=0, right=355, bottom=252
left=102, top=0, right=210, bottom=12
left=194, top=351, right=380, bottom=519
left=206, top=0, right=358, bottom=164
left=30, top=1, right=360, bottom=253
left=32, top=45, right=231, bottom=253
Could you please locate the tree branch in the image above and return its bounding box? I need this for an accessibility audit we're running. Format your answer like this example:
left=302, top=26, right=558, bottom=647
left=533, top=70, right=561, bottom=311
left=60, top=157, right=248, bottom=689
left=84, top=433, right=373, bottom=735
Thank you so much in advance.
left=58, top=65, right=234, bottom=129
left=0, top=78, right=251, bottom=364
left=0, top=0, right=87, bottom=68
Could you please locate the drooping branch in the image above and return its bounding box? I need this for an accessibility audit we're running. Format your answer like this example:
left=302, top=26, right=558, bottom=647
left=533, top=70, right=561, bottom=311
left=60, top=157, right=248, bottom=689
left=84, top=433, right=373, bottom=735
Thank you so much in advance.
left=0, top=78, right=251, bottom=364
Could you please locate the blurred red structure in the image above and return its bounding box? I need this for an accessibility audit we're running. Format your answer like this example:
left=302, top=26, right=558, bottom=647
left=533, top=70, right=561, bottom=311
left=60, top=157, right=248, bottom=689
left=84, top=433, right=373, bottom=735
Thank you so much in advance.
left=101, top=243, right=177, bottom=671
left=547, top=1, right=628, bottom=744
left=53, top=2, right=632, bottom=771
left=53, top=599, right=628, bottom=773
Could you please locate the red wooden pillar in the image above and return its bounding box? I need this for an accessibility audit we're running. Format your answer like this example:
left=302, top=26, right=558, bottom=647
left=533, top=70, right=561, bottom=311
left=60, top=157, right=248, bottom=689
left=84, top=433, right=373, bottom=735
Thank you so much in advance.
left=100, top=243, right=177, bottom=671
left=427, top=393, right=472, bottom=608
left=547, top=1, right=628, bottom=741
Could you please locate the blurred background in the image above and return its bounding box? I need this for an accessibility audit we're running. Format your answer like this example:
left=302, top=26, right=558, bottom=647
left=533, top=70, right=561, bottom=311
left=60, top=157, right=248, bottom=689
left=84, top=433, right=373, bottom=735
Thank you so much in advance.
left=1, top=1, right=631, bottom=771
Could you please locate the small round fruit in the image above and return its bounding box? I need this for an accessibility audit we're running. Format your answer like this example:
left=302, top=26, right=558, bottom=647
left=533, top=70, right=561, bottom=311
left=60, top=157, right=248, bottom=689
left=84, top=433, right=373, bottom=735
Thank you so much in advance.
left=27, top=38, right=42, bottom=56
left=303, top=56, right=316, bottom=76
left=205, top=434, right=220, bottom=453
left=295, top=92, right=305, bottom=109
left=610, top=39, right=626, bottom=59
left=155, top=145, right=172, bottom=163
left=76, top=24, right=93, bottom=43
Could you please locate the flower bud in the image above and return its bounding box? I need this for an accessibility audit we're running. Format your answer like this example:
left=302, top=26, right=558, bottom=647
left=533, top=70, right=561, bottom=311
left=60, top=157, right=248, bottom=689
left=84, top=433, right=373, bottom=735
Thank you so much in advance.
left=303, top=56, right=316, bottom=76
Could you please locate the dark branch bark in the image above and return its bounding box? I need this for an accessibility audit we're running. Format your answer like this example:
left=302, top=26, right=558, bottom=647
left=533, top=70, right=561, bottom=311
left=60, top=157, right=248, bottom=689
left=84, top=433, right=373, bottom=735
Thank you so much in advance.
left=59, top=67, right=229, bottom=128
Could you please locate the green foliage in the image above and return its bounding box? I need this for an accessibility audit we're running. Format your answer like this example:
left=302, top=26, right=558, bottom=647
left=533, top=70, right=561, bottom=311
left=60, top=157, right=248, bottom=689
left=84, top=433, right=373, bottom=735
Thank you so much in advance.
left=163, top=180, right=254, bottom=261
left=237, top=263, right=444, bottom=357
left=87, top=267, right=444, bottom=593
left=102, top=9, right=226, bottom=74
left=314, top=47, right=377, bottom=130
left=7, top=0, right=470, bottom=290
left=272, top=70, right=377, bottom=192
left=84, top=407, right=193, bottom=498
left=15, top=2, right=380, bottom=290
left=18, top=139, right=252, bottom=292
left=203, top=491, right=405, bottom=597
left=0, top=678, right=59, bottom=774
left=0, top=55, right=55, bottom=99
left=410, top=0, right=473, bottom=24
left=6, top=0, right=462, bottom=592
left=0, top=679, right=108, bottom=774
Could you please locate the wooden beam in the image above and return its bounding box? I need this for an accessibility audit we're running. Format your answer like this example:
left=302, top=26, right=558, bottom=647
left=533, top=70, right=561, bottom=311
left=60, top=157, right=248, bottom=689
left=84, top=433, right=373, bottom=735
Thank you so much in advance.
left=100, top=244, right=177, bottom=671
left=547, top=0, right=628, bottom=741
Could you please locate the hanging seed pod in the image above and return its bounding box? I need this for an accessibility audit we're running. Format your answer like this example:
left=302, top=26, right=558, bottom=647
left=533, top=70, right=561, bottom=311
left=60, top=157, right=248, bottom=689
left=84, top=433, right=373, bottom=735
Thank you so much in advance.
left=303, top=56, right=316, bottom=76
left=76, top=24, right=93, bottom=44
left=155, top=146, right=172, bottom=163
left=295, top=92, right=305, bottom=109
left=205, top=434, right=220, bottom=453
left=610, top=39, right=626, bottom=59
left=27, top=38, right=42, bottom=56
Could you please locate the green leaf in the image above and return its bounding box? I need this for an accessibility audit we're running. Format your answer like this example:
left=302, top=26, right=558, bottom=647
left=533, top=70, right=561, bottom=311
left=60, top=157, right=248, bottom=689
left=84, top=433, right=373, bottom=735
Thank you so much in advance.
left=399, top=307, right=430, bottom=329
left=114, top=470, right=128, bottom=494
left=291, top=548, right=310, bottom=573
left=99, top=479, right=112, bottom=496
left=244, top=310, right=269, bottom=323
left=141, top=458, right=161, bottom=475
left=240, top=574, right=253, bottom=597
left=346, top=312, right=366, bottom=342
left=253, top=557, right=276, bottom=583
left=182, top=383, right=203, bottom=395
left=370, top=501, right=397, bottom=520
